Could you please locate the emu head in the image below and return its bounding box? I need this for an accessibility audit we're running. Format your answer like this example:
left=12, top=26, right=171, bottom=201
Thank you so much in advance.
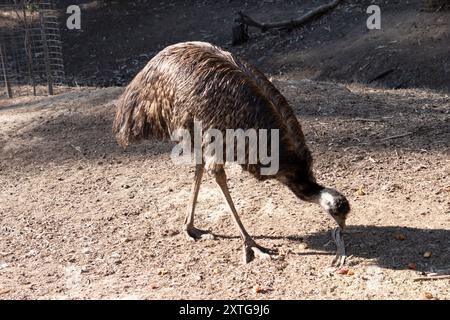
left=314, top=188, right=350, bottom=229
left=278, top=167, right=350, bottom=229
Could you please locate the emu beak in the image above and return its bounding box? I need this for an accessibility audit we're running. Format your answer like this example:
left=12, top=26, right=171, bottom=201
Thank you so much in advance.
left=333, top=216, right=346, bottom=230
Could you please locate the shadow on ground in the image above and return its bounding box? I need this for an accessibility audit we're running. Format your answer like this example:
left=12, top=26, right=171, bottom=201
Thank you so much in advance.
left=214, top=225, right=450, bottom=272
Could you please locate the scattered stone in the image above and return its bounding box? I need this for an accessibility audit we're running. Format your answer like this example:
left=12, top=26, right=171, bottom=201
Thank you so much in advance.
left=0, top=263, right=9, bottom=270
left=252, top=285, right=262, bottom=294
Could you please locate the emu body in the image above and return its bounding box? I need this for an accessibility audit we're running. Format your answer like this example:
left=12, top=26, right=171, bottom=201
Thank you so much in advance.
left=113, top=41, right=350, bottom=263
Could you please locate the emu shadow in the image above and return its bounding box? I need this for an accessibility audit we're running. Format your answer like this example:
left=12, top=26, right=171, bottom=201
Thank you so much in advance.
left=215, top=225, right=449, bottom=271
left=296, top=225, right=450, bottom=272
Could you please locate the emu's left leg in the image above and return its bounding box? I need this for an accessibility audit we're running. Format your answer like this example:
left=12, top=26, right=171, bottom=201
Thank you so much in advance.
left=213, top=166, right=272, bottom=263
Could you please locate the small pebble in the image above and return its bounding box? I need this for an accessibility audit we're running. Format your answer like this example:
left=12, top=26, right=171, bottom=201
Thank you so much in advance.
left=252, top=285, right=262, bottom=294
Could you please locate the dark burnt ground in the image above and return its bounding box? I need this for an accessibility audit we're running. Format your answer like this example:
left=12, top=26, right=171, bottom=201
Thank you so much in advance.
left=55, top=0, right=450, bottom=92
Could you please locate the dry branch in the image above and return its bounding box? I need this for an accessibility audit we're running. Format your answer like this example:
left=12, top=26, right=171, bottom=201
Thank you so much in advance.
left=413, top=275, right=450, bottom=281
left=380, top=132, right=413, bottom=141
left=369, top=68, right=395, bottom=83
left=342, top=118, right=383, bottom=123
left=236, top=0, right=341, bottom=32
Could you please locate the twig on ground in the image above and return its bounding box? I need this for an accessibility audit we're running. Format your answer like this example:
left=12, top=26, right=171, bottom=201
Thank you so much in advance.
left=342, top=118, right=383, bottom=123
left=380, top=132, right=413, bottom=141
left=413, top=275, right=450, bottom=281
left=369, top=68, right=395, bottom=83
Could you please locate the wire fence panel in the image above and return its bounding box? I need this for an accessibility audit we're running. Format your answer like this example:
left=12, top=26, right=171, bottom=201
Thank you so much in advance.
left=0, top=0, right=65, bottom=98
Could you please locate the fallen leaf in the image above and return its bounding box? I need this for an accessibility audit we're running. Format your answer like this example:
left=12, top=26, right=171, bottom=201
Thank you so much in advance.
left=423, top=251, right=432, bottom=258
left=279, top=247, right=291, bottom=256
left=394, top=234, right=406, bottom=241
left=407, top=263, right=417, bottom=270
left=347, top=269, right=355, bottom=276
left=149, top=283, right=158, bottom=289
left=423, top=292, right=433, bottom=299
left=252, top=285, right=262, bottom=294
left=158, top=269, right=168, bottom=276
left=0, top=289, right=11, bottom=295
left=337, top=267, right=349, bottom=275
left=354, top=187, right=366, bottom=196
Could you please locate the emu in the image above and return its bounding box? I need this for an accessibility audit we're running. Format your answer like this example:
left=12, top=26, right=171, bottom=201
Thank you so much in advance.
left=113, top=42, right=350, bottom=263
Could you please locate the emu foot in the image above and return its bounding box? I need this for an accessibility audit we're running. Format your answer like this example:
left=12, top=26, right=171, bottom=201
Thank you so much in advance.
left=184, top=226, right=215, bottom=241
left=243, top=239, right=274, bottom=263
left=331, top=227, right=347, bottom=267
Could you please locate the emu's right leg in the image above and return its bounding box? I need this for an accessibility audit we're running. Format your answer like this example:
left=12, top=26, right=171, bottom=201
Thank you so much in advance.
left=213, top=166, right=272, bottom=263
left=183, top=163, right=214, bottom=241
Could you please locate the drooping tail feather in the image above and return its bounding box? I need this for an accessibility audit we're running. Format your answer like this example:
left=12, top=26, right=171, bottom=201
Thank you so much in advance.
left=112, top=67, right=174, bottom=148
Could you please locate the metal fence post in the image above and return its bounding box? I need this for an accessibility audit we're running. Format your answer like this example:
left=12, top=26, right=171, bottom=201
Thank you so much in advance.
left=40, top=10, right=54, bottom=96
left=0, top=42, right=13, bottom=98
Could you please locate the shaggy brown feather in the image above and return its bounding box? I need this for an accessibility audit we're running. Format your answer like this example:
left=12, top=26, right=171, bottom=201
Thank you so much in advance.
left=113, top=42, right=347, bottom=202
left=113, top=42, right=350, bottom=263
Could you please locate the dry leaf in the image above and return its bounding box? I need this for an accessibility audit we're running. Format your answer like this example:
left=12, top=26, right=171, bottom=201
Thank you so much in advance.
left=158, top=269, right=168, bottom=276
left=423, top=251, right=432, bottom=258
left=0, top=289, right=11, bottom=295
left=394, top=234, right=406, bottom=241
left=407, top=263, right=417, bottom=270
left=354, top=187, right=366, bottom=196
left=337, top=267, right=349, bottom=275
left=252, top=285, right=262, bottom=294
left=423, top=292, right=433, bottom=299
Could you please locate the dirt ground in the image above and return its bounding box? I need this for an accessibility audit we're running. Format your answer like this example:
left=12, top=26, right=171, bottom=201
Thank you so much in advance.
left=0, top=78, right=449, bottom=299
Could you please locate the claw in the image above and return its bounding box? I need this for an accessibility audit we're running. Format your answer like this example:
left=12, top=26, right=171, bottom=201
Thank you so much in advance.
left=243, top=239, right=273, bottom=263
left=331, top=227, right=347, bottom=267
left=184, top=226, right=215, bottom=241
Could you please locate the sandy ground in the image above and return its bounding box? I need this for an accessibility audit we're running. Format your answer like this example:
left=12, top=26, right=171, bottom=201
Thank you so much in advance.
left=0, top=79, right=449, bottom=299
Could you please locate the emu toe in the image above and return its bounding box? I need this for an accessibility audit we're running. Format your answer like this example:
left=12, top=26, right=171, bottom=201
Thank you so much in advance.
left=331, top=227, right=347, bottom=267
left=243, top=239, right=273, bottom=263
left=184, top=226, right=215, bottom=241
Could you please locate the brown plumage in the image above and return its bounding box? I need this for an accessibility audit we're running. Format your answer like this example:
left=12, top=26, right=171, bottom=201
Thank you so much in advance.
left=113, top=41, right=350, bottom=263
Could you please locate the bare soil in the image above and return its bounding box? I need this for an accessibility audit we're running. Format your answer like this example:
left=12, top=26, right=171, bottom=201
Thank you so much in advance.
left=1, top=79, right=449, bottom=299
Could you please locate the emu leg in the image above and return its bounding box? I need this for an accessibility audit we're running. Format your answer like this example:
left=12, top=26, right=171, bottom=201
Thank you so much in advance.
left=331, top=227, right=347, bottom=267
left=214, top=167, right=272, bottom=263
left=183, top=164, right=214, bottom=241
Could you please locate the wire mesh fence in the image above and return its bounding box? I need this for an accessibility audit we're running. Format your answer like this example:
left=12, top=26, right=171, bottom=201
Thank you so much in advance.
left=0, top=0, right=65, bottom=98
